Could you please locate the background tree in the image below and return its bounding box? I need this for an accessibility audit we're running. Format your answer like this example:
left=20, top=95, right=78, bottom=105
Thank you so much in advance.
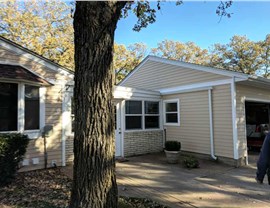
left=210, top=35, right=263, bottom=75
left=114, top=43, right=147, bottom=83
left=0, top=0, right=74, bottom=69
left=151, top=39, right=211, bottom=65
left=71, top=1, right=233, bottom=208
left=258, top=35, right=270, bottom=78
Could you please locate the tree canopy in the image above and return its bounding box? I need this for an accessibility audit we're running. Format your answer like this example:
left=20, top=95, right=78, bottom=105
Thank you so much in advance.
left=0, top=0, right=74, bottom=69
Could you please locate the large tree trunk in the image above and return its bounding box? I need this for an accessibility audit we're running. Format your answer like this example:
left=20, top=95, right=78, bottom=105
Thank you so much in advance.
left=70, top=2, right=126, bottom=208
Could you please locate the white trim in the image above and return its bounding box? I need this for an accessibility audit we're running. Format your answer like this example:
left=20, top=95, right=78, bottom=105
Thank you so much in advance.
left=159, top=79, right=246, bottom=95
left=18, top=83, right=24, bottom=132
left=40, top=87, right=46, bottom=131
left=0, top=38, right=74, bottom=78
left=120, top=55, right=249, bottom=85
left=231, top=77, right=239, bottom=160
left=163, top=99, right=180, bottom=126
left=120, top=100, right=125, bottom=157
left=208, top=89, right=217, bottom=160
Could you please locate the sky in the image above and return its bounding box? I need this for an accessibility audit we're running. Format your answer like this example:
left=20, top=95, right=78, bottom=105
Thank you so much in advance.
left=115, top=1, right=270, bottom=50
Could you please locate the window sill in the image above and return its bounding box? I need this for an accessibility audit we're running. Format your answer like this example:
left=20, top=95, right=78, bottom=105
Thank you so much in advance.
left=0, top=130, right=41, bottom=139
left=124, top=128, right=163, bottom=133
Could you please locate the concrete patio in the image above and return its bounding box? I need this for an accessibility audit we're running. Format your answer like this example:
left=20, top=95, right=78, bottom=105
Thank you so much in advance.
left=116, top=152, right=270, bottom=208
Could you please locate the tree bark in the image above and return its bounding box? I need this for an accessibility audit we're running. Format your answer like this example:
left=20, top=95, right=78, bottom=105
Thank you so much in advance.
left=70, top=1, right=126, bottom=208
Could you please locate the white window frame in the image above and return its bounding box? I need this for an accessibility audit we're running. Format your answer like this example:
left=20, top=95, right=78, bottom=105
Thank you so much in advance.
left=125, top=100, right=161, bottom=131
left=0, top=81, right=45, bottom=138
left=163, top=99, right=180, bottom=126
left=125, top=100, right=143, bottom=130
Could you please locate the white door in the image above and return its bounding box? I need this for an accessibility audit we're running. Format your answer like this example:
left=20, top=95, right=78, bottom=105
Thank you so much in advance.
left=114, top=102, right=122, bottom=157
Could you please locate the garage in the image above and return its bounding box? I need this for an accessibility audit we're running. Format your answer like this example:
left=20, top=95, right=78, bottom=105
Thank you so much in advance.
left=245, top=101, right=270, bottom=151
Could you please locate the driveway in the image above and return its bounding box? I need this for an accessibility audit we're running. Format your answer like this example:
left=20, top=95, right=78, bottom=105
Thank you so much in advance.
left=117, top=152, right=270, bottom=208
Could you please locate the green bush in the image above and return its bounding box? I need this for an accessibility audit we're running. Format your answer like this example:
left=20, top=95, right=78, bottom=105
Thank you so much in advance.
left=183, top=155, right=200, bottom=169
left=165, top=140, right=181, bottom=151
left=0, top=133, right=29, bottom=187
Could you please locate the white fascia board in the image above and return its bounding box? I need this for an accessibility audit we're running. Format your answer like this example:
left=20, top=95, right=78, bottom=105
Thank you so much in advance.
left=113, top=85, right=161, bottom=100
left=148, top=56, right=249, bottom=79
left=0, top=39, right=74, bottom=77
left=119, top=56, right=151, bottom=85
left=159, top=78, right=246, bottom=95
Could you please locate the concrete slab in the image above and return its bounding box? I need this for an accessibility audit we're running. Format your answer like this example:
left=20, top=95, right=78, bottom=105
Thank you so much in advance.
left=117, top=152, right=270, bottom=208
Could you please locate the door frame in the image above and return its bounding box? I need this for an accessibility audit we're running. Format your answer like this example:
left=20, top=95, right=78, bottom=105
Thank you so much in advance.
left=114, top=100, right=124, bottom=157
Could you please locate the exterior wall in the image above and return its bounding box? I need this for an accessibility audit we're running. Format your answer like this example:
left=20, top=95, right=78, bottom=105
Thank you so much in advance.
left=236, top=83, right=270, bottom=159
left=162, top=84, right=234, bottom=159
left=162, top=90, right=211, bottom=155
left=122, top=60, right=230, bottom=90
left=124, top=130, right=163, bottom=157
left=66, top=135, right=74, bottom=163
left=212, top=84, right=233, bottom=158
left=0, top=44, right=73, bottom=171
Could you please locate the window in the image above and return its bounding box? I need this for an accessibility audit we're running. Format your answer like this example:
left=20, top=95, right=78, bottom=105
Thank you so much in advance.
left=164, top=99, right=180, bottom=126
left=145, top=101, right=159, bottom=129
left=125, top=100, right=160, bottom=130
left=0, top=83, right=18, bottom=131
left=0, top=82, right=41, bottom=132
left=125, top=101, right=142, bottom=130
left=25, top=85, right=40, bottom=130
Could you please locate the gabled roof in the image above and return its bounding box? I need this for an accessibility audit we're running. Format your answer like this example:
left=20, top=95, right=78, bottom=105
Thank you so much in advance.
left=0, top=36, right=74, bottom=76
left=120, top=55, right=251, bottom=85
left=0, top=64, right=51, bottom=86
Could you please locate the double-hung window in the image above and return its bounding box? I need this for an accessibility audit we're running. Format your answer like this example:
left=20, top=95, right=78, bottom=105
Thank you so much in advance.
left=125, top=100, right=160, bottom=130
left=125, top=101, right=142, bottom=130
left=163, top=99, right=180, bottom=126
left=0, top=82, right=41, bottom=132
left=145, top=101, right=159, bottom=129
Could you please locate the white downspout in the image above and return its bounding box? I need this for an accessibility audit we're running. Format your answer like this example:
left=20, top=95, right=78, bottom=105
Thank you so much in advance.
left=61, top=84, right=66, bottom=167
left=208, top=88, right=217, bottom=160
left=231, top=77, right=239, bottom=160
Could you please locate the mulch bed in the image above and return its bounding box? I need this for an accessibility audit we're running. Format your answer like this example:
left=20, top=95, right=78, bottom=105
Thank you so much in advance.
left=0, top=168, right=168, bottom=208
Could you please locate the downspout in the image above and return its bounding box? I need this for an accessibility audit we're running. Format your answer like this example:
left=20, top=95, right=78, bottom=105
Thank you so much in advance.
left=231, top=77, right=239, bottom=160
left=61, top=84, right=66, bottom=167
left=208, top=88, right=217, bottom=160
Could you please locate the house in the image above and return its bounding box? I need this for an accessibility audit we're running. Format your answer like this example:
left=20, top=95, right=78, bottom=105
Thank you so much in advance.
left=0, top=36, right=74, bottom=171
left=114, top=55, right=270, bottom=166
left=2, top=35, right=270, bottom=170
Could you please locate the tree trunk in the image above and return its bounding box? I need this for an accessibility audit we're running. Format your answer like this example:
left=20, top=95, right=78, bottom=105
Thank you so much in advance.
left=70, top=1, right=126, bottom=208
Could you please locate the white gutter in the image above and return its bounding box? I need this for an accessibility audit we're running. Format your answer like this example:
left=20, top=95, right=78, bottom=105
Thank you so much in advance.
left=208, top=89, right=217, bottom=160
left=231, top=77, right=239, bottom=160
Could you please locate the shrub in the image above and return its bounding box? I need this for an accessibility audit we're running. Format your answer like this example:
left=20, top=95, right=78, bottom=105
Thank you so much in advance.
left=183, top=155, right=200, bottom=169
left=165, top=140, right=181, bottom=151
left=0, top=133, right=29, bottom=187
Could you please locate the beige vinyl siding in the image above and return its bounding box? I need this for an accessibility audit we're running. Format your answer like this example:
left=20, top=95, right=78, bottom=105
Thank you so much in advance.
left=236, top=84, right=270, bottom=159
left=162, top=84, right=234, bottom=159
left=212, top=84, right=233, bottom=158
left=0, top=46, right=70, bottom=81
left=0, top=45, right=73, bottom=170
left=162, top=90, right=211, bottom=155
left=122, top=60, right=230, bottom=90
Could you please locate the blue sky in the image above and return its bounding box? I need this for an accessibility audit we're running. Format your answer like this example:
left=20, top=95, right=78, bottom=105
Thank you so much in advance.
left=115, top=1, right=270, bottom=50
